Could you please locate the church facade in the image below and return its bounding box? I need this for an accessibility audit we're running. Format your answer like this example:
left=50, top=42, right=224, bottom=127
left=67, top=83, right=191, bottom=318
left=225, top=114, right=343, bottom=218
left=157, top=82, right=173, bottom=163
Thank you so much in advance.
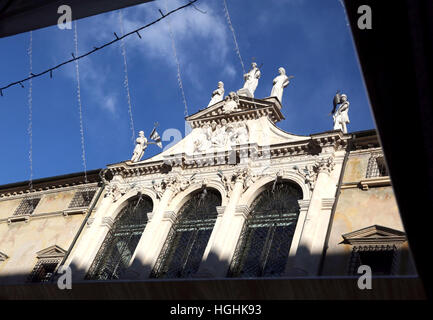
left=0, top=86, right=422, bottom=299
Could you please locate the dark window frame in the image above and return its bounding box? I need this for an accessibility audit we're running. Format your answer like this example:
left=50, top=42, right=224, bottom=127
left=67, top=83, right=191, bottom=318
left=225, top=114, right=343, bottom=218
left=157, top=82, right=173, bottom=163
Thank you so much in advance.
left=228, top=181, right=303, bottom=278
left=150, top=188, right=221, bottom=279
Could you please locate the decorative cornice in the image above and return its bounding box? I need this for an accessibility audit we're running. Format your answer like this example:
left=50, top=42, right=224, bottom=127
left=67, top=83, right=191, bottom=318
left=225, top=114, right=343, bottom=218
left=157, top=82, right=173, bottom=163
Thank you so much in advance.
left=36, top=245, right=66, bottom=259
left=186, top=96, right=284, bottom=129
left=0, top=170, right=101, bottom=199
left=0, top=183, right=99, bottom=202
left=342, top=225, right=407, bottom=246
left=359, top=176, right=391, bottom=190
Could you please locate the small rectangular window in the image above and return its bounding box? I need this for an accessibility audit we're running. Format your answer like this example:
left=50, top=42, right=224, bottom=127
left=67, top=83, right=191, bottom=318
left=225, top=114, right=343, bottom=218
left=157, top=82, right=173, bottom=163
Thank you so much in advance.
left=349, top=245, right=396, bottom=275
left=366, top=155, right=388, bottom=178
left=13, top=197, right=41, bottom=216
left=68, top=189, right=96, bottom=208
left=28, top=258, right=61, bottom=282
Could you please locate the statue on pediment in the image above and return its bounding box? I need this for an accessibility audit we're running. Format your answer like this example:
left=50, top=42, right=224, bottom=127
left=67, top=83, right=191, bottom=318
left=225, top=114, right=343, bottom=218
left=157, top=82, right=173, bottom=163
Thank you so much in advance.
left=131, top=131, right=147, bottom=163
left=238, top=62, right=261, bottom=97
left=222, top=91, right=240, bottom=114
left=207, top=81, right=225, bottom=107
left=130, top=126, right=162, bottom=163
left=270, top=67, right=293, bottom=103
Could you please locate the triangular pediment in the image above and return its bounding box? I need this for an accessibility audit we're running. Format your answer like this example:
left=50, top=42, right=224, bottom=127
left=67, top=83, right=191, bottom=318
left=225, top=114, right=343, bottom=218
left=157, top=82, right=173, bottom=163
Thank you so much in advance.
left=186, top=96, right=284, bottom=128
left=342, top=225, right=406, bottom=245
left=0, top=251, right=8, bottom=261
left=36, top=245, right=66, bottom=259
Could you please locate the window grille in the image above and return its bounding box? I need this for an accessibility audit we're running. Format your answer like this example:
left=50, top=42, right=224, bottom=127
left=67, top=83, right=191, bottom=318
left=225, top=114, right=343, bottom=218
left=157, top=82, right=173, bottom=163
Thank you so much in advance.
left=228, top=182, right=302, bottom=278
left=348, top=245, right=397, bottom=275
left=150, top=189, right=221, bottom=279
left=86, top=195, right=152, bottom=280
left=28, top=258, right=61, bottom=282
left=366, top=154, right=388, bottom=178
left=68, top=189, right=96, bottom=208
left=13, top=197, right=41, bottom=216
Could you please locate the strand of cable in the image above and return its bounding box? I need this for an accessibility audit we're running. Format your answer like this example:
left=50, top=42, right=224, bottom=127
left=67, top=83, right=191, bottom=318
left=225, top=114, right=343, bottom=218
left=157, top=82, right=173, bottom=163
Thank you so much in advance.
left=338, top=0, right=350, bottom=28
left=118, top=9, right=136, bottom=144
left=27, top=31, right=33, bottom=193
left=164, top=0, right=189, bottom=117
left=73, top=21, right=88, bottom=184
left=222, top=0, right=245, bottom=75
left=0, top=0, right=198, bottom=95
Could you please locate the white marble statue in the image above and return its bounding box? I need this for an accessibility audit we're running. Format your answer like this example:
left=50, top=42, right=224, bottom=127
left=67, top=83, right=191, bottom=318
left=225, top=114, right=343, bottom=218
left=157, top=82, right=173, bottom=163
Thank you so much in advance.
left=332, top=93, right=350, bottom=133
left=270, top=67, right=292, bottom=103
left=131, top=131, right=148, bottom=162
left=239, top=62, right=261, bottom=97
left=208, top=81, right=225, bottom=107
left=223, top=92, right=240, bottom=114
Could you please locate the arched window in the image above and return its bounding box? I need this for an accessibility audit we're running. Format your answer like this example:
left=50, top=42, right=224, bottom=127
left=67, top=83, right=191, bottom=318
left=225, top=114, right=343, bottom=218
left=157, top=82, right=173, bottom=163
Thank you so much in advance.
left=228, top=181, right=303, bottom=277
left=86, top=195, right=152, bottom=280
left=150, top=188, right=221, bottom=278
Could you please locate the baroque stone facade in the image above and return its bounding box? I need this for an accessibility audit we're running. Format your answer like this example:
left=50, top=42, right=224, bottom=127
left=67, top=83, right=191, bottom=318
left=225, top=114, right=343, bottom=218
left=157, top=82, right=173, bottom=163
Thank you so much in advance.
left=0, top=95, right=420, bottom=299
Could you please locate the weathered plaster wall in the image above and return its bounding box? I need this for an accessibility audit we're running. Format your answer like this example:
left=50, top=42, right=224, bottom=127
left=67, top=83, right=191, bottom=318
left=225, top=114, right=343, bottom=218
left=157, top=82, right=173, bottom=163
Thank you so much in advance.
left=0, top=186, right=103, bottom=284
left=322, top=151, right=416, bottom=276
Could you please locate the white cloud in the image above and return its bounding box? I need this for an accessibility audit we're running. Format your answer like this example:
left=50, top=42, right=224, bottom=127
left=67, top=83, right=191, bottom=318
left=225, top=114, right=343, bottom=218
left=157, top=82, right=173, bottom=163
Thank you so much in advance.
left=57, top=0, right=231, bottom=115
left=223, top=63, right=236, bottom=78
left=110, top=0, right=229, bottom=67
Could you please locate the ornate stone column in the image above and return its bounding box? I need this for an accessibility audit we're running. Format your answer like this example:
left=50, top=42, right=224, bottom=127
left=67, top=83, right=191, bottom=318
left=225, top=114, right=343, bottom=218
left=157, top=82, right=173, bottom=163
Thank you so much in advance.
left=197, top=168, right=251, bottom=278
left=289, top=154, right=342, bottom=276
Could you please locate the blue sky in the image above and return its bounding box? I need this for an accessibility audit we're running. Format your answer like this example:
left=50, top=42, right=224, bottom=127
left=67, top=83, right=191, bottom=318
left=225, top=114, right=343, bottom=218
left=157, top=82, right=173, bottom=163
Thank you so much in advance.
left=0, top=0, right=375, bottom=185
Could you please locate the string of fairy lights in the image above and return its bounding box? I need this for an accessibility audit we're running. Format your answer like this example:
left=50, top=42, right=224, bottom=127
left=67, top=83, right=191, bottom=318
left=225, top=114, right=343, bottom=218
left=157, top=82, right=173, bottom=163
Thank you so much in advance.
left=2, top=0, right=251, bottom=187
left=0, top=0, right=198, bottom=96
left=118, top=9, right=136, bottom=145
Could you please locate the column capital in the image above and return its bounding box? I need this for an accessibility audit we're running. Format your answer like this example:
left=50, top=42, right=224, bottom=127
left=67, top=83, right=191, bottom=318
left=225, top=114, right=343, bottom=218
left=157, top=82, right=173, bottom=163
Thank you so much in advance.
left=297, top=199, right=311, bottom=211
left=234, top=205, right=250, bottom=219
left=216, top=206, right=226, bottom=217
left=100, top=216, right=114, bottom=229
left=316, top=155, right=335, bottom=175
left=162, top=211, right=176, bottom=223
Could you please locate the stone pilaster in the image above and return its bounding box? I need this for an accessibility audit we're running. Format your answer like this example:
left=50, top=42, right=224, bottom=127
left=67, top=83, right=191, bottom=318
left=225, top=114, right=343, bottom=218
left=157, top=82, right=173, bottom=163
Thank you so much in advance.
left=197, top=169, right=251, bottom=278
left=289, top=154, right=342, bottom=276
left=127, top=185, right=176, bottom=279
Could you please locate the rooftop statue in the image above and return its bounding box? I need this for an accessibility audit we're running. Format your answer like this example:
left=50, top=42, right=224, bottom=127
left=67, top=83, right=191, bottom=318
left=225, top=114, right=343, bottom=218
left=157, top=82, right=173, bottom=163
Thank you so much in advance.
left=222, top=91, right=240, bottom=114
left=130, top=126, right=162, bottom=163
left=207, top=81, right=225, bottom=107
left=237, top=62, right=261, bottom=98
left=270, top=67, right=293, bottom=103
left=330, top=91, right=350, bottom=133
